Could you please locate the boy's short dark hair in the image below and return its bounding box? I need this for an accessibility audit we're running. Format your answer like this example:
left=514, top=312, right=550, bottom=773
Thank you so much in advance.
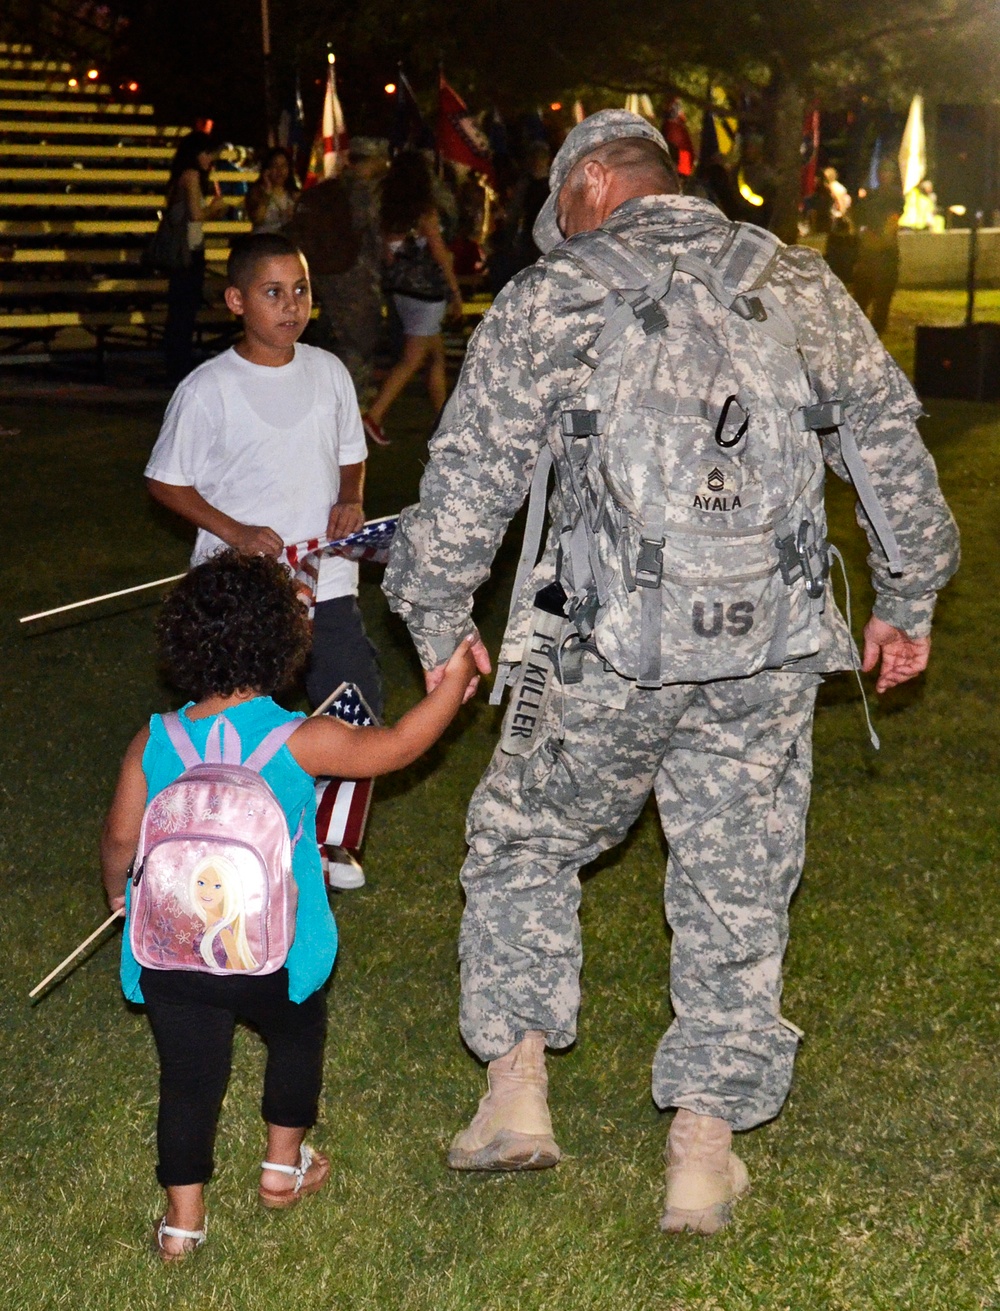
left=226, top=232, right=306, bottom=290
left=157, top=550, right=311, bottom=699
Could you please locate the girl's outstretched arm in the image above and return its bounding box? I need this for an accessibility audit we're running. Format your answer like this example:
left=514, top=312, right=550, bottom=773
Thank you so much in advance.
left=290, top=636, right=479, bottom=779
left=101, top=726, right=150, bottom=912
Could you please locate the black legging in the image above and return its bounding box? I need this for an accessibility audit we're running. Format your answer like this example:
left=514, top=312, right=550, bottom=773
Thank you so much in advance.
left=141, top=967, right=327, bottom=1187
left=163, top=250, right=206, bottom=385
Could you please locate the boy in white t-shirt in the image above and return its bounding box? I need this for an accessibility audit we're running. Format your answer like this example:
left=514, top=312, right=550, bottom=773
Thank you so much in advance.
left=145, top=232, right=380, bottom=889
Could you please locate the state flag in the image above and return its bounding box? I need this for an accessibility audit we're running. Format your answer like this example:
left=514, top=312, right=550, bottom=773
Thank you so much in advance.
left=437, top=74, right=494, bottom=183
left=306, top=52, right=348, bottom=186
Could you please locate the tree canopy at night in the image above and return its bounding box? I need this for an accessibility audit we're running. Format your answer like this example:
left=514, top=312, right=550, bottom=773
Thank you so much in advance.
left=6, top=0, right=999, bottom=235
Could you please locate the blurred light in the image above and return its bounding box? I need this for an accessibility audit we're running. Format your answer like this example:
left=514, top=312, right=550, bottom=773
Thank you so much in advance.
left=384, top=82, right=397, bottom=95
left=949, top=204, right=967, bottom=215
left=67, top=77, right=78, bottom=87
left=327, top=51, right=335, bottom=66
left=550, top=102, right=562, bottom=112
left=127, top=81, right=139, bottom=93
left=738, top=173, right=764, bottom=207
left=86, top=68, right=99, bottom=80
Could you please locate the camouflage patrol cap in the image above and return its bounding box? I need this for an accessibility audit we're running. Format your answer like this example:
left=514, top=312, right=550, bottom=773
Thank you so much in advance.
left=349, top=136, right=390, bottom=159
left=532, top=109, right=671, bottom=254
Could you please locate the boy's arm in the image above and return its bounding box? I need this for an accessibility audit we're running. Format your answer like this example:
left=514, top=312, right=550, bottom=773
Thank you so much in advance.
left=289, top=637, right=478, bottom=778
left=146, top=479, right=284, bottom=557
left=326, top=460, right=365, bottom=540
left=101, top=727, right=150, bottom=912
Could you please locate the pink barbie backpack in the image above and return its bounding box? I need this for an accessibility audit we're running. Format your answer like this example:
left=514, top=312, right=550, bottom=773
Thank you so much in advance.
left=129, top=712, right=303, bottom=976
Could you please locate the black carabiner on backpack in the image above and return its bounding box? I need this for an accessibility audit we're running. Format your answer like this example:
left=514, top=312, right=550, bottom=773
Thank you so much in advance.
left=715, top=395, right=750, bottom=449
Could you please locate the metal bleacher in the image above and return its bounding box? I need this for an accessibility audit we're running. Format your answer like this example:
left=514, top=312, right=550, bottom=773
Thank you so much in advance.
left=0, top=43, right=253, bottom=368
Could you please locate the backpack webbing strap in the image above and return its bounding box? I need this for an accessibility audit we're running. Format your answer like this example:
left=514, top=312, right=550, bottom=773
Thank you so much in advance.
left=204, top=715, right=242, bottom=765
left=161, top=712, right=202, bottom=770
left=714, top=222, right=781, bottom=292
left=640, top=392, right=711, bottom=419
left=564, top=230, right=673, bottom=346
left=243, top=719, right=302, bottom=773
left=566, top=227, right=663, bottom=289
left=636, top=503, right=666, bottom=689
left=796, top=402, right=902, bottom=575
left=674, top=252, right=754, bottom=314
left=489, top=446, right=554, bottom=707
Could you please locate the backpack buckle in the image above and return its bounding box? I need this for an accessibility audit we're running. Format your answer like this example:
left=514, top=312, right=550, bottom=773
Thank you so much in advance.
left=630, top=293, right=668, bottom=335
left=798, top=400, right=844, bottom=432
left=777, top=520, right=828, bottom=599
left=561, top=410, right=602, bottom=437
left=635, top=536, right=665, bottom=589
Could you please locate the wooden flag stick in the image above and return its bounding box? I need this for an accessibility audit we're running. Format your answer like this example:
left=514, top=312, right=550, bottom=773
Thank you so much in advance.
left=29, top=908, right=125, bottom=999
left=20, top=573, right=186, bottom=625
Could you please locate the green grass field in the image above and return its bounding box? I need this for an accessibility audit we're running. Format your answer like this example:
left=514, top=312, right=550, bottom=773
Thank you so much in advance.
left=2, top=289, right=999, bottom=1310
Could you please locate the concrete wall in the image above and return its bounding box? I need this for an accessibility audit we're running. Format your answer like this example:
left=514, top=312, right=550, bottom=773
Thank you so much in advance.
left=802, top=229, right=1000, bottom=288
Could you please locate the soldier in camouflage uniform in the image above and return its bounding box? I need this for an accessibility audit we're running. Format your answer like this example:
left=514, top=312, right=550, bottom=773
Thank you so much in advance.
left=382, top=110, right=959, bottom=1234
left=312, top=138, right=388, bottom=408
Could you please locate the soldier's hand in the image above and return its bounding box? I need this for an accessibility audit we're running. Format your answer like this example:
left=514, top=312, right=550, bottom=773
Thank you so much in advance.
left=861, top=614, right=931, bottom=693
left=426, top=634, right=491, bottom=704
left=230, top=523, right=284, bottom=557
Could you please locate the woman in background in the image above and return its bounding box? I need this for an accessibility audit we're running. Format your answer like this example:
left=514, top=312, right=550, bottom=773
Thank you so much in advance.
left=162, top=131, right=226, bottom=384
left=247, top=147, right=299, bottom=235
left=362, top=151, right=462, bottom=446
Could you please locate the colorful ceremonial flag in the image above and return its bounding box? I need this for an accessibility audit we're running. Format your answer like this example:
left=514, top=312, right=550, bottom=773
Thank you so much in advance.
left=306, top=52, right=348, bottom=185
left=314, top=683, right=378, bottom=852
left=898, top=95, right=926, bottom=195
left=699, top=91, right=737, bottom=168
left=801, top=104, right=820, bottom=198
left=437, top=74, right=494, bottom=182
left=624, top=93, right=655, bottom=122
left=661, top=97, right=694, bottom=177
left=280, top=516, right=398, bottom=618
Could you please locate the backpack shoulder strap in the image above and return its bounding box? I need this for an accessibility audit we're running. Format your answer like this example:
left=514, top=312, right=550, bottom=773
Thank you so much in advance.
left=563, top=229, right=673, bottom=348
left=714, top=221, right=782, bottom=292
left=160, top=712, right=202, bottom=770
left=489, top=445, right=554, bottom=706
left=242, top=718, right=302, bottom=773
left=203, top=714, right=242, bottom=765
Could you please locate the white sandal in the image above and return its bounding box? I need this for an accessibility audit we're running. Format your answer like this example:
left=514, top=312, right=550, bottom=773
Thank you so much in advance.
left=258, top=1143, right=330, bottom=1210
left=154, top=1216, right=206, bottom=1263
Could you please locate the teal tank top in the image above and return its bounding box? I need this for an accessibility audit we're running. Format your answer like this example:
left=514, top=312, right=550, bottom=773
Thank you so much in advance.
left=119, top=696, right=337, bottom=1004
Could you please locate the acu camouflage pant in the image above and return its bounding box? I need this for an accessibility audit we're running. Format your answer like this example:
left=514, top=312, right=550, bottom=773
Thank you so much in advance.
left=459, top=658, right=818, bottom=1132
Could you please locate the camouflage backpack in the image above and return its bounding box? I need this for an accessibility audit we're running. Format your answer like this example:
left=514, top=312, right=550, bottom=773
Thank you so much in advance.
left=498, top=220, right=899, bottom=700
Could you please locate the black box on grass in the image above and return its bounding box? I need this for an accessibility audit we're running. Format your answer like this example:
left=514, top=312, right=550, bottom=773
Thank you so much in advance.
left=914, top=323, right=1000, bottom=401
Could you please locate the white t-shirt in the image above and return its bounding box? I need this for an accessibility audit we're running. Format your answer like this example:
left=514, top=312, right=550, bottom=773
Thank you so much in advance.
left=145, top=344, right=368, bottom=602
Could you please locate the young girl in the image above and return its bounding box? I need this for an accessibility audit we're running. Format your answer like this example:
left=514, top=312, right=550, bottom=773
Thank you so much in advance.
left=101, top=550, right=478, bottom=1262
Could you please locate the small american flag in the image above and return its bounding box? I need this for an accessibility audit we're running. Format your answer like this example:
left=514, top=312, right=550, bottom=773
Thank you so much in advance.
left=281, top=516, right=397, bottom=618
left=313, top=682, right=379, bottom=851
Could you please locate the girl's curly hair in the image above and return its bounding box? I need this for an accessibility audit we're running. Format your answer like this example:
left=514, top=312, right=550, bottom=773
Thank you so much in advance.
left=156, top=551, right=311, bottom=699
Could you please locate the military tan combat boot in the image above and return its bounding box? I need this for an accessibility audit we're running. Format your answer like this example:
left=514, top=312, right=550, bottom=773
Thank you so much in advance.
left=660, top=1108, right=750, bottom=1235
left=448, top=1031, right=561, bottom=1171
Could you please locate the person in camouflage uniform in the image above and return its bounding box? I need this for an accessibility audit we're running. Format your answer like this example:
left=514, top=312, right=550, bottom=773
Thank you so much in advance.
left=382, top=110, right=959, bottom=1234
left=311, top=138, right=388, bottom=408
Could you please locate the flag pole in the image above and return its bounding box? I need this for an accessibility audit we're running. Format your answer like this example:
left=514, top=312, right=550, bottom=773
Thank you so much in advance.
left=261, top=0, right=276, bottom=146
left=19, top=573, right=186, bottom=626
left=29, top=908, right=125, bottom=1000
